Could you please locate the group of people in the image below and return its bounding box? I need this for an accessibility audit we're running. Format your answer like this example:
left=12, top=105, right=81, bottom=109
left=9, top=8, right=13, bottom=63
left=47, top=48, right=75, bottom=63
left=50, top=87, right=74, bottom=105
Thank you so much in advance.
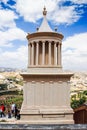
left=0, top=102, right=20, bottom=120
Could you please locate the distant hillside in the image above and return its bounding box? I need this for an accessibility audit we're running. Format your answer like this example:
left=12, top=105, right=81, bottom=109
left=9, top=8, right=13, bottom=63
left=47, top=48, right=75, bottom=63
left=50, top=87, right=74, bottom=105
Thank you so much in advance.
left=70, top=72, right=87, bottom=93
left=0, top=71, right=23, bottom=91
left=0, top=71, right=87, bottom=94
left=0, top=67, right=26, bottom=72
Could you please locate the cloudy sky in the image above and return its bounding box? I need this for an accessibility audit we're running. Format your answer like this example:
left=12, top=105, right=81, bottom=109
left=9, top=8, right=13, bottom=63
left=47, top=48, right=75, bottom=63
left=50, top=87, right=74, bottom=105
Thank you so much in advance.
left=0, top=0, right=87, bottom=71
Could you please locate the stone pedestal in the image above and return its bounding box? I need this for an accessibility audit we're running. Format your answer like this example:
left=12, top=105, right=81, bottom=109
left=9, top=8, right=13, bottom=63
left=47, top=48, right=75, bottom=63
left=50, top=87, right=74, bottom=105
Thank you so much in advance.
left=20, top=71, right=74, bottom=124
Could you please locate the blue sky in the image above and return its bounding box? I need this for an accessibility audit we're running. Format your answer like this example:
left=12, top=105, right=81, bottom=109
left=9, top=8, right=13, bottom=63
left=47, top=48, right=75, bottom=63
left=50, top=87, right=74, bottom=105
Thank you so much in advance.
left=0, top=0, right=87, bottom=71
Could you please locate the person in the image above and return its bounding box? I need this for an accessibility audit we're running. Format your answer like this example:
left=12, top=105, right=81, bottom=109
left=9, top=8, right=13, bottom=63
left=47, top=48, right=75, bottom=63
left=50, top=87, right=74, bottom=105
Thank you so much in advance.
left=0, top=105, right=2, bottom=117
left=8, top=110, right=11, bottom=118
left=0, top=104, right=5, bottom=117
left=17, top=110, right=20, bottom=120
left=14, top=106, right=18, bottom=118
left=11, top=102, right=16, bottom=116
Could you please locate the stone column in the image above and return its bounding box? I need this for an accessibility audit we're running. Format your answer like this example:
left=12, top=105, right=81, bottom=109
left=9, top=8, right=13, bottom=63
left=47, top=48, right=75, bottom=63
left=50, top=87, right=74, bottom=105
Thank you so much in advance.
left=36, top=42, right=39, bottom=65
left=28, top=43, right=31, bottom=67
left=42, top=42, right=45, bottom=65
left=31, top=42, right=34, bottom=65
left=60, top=43, right=62, bottom=66
left=49, top=42, right=51, bottom=65
left=58, top=42, right=62, bottom=66
left=54, top=42, right=57, bottom=65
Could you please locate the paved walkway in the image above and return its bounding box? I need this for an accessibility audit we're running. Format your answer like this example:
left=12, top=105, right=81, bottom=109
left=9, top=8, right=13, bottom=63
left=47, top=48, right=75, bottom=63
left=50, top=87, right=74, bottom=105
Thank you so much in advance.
left=0, top=115, right=17, bottom=123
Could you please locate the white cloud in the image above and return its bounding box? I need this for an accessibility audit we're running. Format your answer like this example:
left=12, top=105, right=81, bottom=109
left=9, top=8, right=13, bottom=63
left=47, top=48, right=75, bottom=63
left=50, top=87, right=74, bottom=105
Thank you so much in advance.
left=49, top=6, right=82, bottom=25
left=0, top=45, right=28, bottom=68
left=0, top=9, right=18, bottom=29
left=0, top=0, right=8, bottom=4
left=15, top=0, right=84, bottom=25
left=0, top=0, right=16, bottom=9
left=62, top=32, right=87, bottom=71
left=0, top=27, right=26, bottom=47
left=0, top=0, right=86, bottom=25
left=70, top=0, right=87, bottom=4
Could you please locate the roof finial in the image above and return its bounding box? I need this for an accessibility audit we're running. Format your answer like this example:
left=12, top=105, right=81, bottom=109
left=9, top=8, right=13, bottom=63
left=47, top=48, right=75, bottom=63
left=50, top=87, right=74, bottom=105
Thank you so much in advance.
left=43, top=6, right=47, bottom=16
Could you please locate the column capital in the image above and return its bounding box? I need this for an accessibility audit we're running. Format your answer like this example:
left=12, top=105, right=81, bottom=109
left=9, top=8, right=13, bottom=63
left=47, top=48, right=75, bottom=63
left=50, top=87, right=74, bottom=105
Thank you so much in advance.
left=33, top=41, right=35, bottom=44
left=30, top=41, right=36, bottom=45
left=54, top=42, right=58, bottom=47
left=47, top=40, right=50, bottom=42
left=42, top=40, right=51, bottom=43
left=41, top=40, right=46, bottom=43
left=28, top=43, right=31, bottom=46
left=59, top=42, right=62, bottom=45
left=35, top=41, right=38, bottom=44
left=48, top=41, right=52, bottom=43
left=52, top=41, right=58, bottom=44
left=54, top=42, right=57, bottom=44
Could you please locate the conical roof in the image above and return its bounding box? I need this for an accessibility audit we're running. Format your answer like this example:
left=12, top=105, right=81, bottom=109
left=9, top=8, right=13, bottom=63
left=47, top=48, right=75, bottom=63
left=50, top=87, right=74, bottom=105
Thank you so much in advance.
left=38, top=7, right=53, bottom=32
left=27, top=7, right=64, bottom=40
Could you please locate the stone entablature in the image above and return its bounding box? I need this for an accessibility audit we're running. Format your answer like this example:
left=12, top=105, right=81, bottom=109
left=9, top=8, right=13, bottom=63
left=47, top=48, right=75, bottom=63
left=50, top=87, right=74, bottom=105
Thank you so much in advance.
left=27, top=32, right=63, bottom=40
left=28, top=36, right=62, bottom=42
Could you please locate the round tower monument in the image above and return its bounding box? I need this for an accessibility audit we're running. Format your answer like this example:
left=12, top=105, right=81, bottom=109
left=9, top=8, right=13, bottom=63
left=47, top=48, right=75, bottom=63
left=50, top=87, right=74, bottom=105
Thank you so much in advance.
left=20, top=7, right=74, bottom=124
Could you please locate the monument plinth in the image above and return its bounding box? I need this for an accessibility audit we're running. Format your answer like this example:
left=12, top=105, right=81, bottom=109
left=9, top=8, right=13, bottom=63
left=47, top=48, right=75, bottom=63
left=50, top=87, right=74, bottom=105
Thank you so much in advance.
left=20, top=7, right=74, bottom=124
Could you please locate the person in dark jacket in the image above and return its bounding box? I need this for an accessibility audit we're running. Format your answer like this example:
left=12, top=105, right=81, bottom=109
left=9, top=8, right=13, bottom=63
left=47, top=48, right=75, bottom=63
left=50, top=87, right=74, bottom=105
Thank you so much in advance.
left=14, top=106, right=18, bottom=118
left=17, top=110, right=20, bottom=120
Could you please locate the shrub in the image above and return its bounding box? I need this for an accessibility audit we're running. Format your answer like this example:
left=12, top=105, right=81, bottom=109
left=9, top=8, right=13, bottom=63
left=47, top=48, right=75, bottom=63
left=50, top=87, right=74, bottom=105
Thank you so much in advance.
left=83, top=90, right=87, bottom=95
left=0, top=84, right=7, bottom=90
left=71, top=96, right=86, bottom=109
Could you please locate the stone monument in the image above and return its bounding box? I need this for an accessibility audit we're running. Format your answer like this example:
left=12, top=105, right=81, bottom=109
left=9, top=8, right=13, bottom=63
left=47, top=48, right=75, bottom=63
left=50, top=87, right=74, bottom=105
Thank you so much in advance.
left=20, top=7, right=74, bottom=124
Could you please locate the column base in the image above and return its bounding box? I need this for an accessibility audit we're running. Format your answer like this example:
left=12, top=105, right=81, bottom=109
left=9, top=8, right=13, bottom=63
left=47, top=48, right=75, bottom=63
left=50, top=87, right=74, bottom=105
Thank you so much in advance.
left=20, top=107, right=74, bottom=124
left=17, top=119, right=74, bottom=124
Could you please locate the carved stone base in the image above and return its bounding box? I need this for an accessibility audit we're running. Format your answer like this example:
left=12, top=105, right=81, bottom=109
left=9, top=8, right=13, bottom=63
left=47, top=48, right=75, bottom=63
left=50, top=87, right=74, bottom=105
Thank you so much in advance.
left=20, top=72, right=74, bottom=124
left=20, top=107, right=74, bottom=124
